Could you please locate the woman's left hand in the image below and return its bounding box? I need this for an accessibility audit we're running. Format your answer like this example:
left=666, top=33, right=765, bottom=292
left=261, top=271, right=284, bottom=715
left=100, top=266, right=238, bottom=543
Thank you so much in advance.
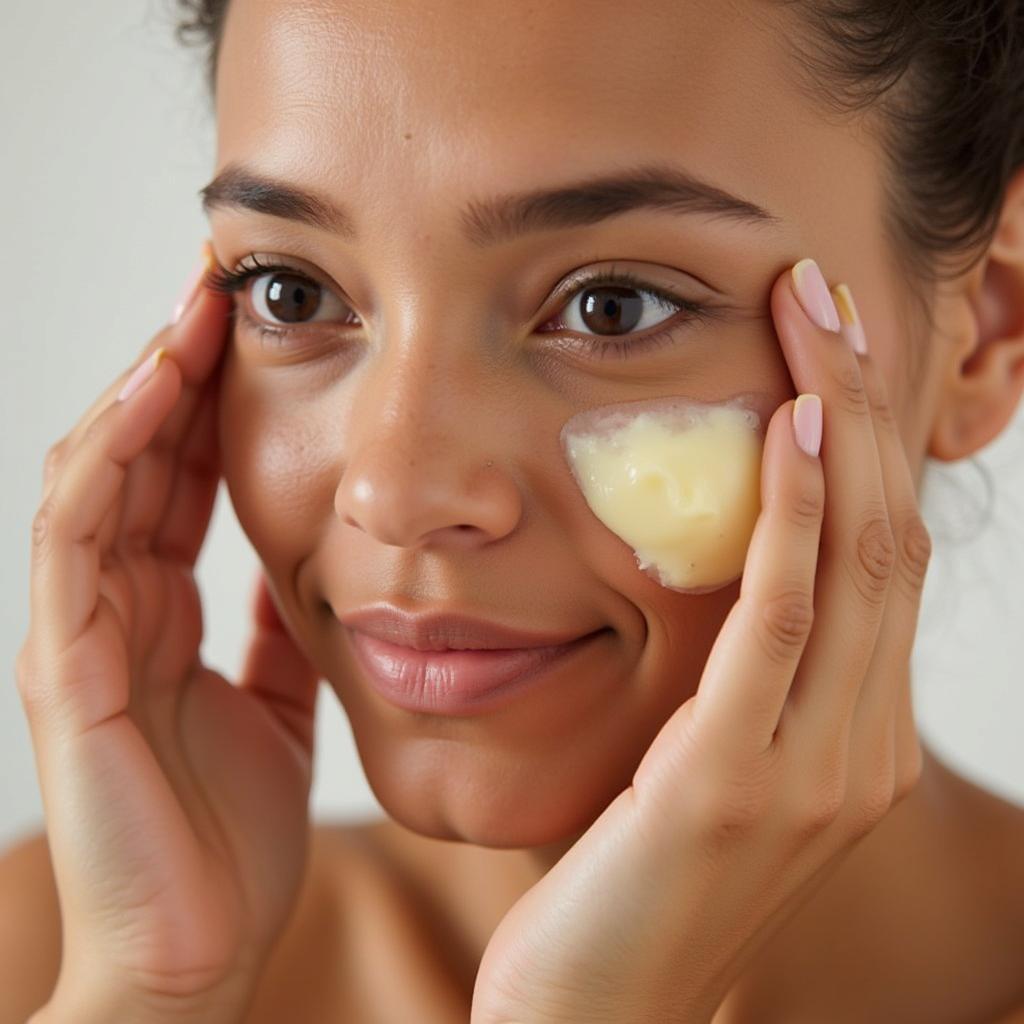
left=470, top=259, right=933, bottom=1024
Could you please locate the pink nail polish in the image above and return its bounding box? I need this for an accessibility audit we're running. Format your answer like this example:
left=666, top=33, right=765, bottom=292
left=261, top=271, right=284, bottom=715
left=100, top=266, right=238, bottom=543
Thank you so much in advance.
left=793, top=393, right=822, bottom=458
left=791, top=259, right=841, bottom=333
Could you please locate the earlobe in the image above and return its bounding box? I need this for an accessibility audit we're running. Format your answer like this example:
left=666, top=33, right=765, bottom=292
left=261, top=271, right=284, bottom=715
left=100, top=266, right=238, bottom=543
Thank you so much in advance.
left=926, top=349, right=1024, bottom=463
left=926, top=169, right=1024, bottom=464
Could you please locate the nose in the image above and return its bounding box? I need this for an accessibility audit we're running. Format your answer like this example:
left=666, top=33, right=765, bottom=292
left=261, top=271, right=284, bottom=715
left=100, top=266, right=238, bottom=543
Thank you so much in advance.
left=334, top=353, right=524, bottom=550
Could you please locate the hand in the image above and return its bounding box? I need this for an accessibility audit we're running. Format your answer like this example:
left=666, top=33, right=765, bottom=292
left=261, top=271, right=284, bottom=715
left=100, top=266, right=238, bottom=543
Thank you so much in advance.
left=16, top=242, right=322, bottom=1020
left=470, top=260, right=932, bottom=1024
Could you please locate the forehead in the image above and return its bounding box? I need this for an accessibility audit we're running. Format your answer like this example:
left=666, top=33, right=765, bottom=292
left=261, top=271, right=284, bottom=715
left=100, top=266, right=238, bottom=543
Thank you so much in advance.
left=213, top=0, right=881, bottom=265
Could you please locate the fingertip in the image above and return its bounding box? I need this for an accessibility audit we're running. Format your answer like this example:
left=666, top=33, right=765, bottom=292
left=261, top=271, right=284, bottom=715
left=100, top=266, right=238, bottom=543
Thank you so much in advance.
left=792, top=393, right=823, bottom=459
left=163, top=242, right=233, bottom=380
left=116, top=345, right=177, bottom=403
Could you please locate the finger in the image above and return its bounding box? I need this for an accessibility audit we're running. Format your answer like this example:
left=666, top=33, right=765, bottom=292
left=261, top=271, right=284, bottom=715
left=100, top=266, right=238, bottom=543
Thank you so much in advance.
left=41, top=240, right=225, bottom=505
left=689, top=394, right=825, bottom=762
left=150, top=370, right=223, bottom=566
left=90, top=255, right=232, bottom=557
left=770, top=262, right=894, bottom=747
left=831, top=298, right=931, bottom=789
left=236, top=571, right=321, bottom=759
left=30, top=352, right=181, bottom=657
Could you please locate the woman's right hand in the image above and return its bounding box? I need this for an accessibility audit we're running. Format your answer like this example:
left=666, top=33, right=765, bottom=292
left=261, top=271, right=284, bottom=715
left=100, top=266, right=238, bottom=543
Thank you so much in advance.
left=15, top=242, right=323, bottom=1022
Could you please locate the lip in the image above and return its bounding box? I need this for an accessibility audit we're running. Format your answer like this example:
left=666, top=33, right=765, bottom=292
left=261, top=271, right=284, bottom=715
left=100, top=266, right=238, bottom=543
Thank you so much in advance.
left=335, top=605, right=609, bottom=715
left=336, top=604, right=596, bottom=651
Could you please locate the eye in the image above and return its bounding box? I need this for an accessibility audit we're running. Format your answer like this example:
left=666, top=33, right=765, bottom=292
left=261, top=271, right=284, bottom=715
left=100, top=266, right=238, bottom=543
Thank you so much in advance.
left=206, top=255, right=360, bottom=337
left=249, top=269, right=357, bottom=328
left=538, top=267, right=717, bottom=358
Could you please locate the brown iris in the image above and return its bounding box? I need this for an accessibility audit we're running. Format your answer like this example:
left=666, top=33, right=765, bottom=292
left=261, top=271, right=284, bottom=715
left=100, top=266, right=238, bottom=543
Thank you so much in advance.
left=261, top=272, right=323, bottom=324
left=579, top=285, right=645, bottom=335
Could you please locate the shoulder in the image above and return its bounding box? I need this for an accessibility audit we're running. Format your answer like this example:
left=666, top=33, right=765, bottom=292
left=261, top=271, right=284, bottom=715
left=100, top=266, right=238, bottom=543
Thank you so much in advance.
left=924, top=761, right=1024, bottom=1018
left=934, top=761, right=1024, bottom=930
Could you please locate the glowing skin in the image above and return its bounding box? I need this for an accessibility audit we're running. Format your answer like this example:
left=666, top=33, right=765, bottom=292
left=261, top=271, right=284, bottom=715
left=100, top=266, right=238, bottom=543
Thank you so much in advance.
left=202, top=0, right=1024, bottom=1012
left=561, top=397, right=763, bottom=593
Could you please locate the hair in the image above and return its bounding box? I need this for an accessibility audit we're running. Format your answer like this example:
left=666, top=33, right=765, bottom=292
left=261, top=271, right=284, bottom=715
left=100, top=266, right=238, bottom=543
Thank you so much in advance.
left=172, top=0, right=1024, bottom=551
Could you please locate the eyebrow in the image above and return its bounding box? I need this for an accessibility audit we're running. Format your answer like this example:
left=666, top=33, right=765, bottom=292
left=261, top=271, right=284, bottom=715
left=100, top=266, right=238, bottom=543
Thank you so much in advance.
left=199, top=161, right=782, bottom=246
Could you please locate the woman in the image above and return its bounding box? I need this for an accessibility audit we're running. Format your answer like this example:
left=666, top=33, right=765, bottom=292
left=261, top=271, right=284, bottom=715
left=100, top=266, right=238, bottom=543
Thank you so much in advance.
left=6, top=0, right=1024, bottom=1020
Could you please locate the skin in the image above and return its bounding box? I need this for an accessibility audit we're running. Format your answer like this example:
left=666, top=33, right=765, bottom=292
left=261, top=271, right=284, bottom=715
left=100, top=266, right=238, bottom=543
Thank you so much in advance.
left=13, top=0, right=1024, bottom=1020
left=211, top=0, right=1020, bottom=849
left=201, top=0, right=1024, bottom=1013
left=211, top=0, right=884, bottom=854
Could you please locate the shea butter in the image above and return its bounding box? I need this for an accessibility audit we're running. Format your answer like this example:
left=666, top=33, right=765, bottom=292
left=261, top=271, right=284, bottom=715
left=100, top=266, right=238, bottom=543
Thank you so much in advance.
left=561, top=396, right=764, bottom=593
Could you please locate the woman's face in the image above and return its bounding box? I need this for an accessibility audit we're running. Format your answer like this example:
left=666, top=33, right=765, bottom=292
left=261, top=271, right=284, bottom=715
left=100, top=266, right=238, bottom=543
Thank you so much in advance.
left=208, top=0, right=935, bottom=849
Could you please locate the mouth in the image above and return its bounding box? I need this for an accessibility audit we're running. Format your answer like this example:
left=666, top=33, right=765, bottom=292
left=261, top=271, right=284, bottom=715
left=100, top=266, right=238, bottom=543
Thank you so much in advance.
left=335, top=604, right=611, bottom=715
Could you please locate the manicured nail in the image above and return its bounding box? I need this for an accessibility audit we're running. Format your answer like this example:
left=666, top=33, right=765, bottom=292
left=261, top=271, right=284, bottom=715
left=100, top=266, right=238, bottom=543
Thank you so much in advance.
left=118, top=347, right=168, bottom=402
left=831, top=283, right=868, bottom=355
left=792, top=393, right=822, bottom=458
left=790, top=258, right=841, bottom=333
left=171, top=240, right=215, bottom=325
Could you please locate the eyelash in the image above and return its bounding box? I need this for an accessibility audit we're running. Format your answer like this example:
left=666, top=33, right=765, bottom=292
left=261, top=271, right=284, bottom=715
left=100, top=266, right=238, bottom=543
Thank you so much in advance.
left=205, top=254, right=718, bottom=359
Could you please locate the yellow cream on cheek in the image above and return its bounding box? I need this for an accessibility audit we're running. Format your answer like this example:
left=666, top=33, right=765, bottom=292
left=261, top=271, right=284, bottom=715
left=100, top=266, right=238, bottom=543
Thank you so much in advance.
left=560, top=397, right=764, bottom=593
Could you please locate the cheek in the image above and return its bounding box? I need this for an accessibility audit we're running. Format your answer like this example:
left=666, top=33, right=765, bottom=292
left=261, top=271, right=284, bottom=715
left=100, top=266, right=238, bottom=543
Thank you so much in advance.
left=620, top=575, right=744, bottom=718
left=217, top=366, right=337, bottom=561
left=561, top=393, right=769, bottom=594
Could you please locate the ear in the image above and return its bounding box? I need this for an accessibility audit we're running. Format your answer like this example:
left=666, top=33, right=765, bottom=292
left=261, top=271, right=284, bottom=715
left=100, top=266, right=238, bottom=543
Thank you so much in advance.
left=927, top=165, right=1024, bottom=463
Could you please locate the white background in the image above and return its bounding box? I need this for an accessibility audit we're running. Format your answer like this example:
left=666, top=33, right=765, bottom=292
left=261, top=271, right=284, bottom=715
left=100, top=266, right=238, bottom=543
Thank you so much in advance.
left=2, top=0, right=1022, bottom=854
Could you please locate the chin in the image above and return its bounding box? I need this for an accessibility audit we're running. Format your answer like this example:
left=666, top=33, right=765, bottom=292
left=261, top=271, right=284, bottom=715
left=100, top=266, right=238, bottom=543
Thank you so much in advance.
left=366, top=773, right=606, bottom=851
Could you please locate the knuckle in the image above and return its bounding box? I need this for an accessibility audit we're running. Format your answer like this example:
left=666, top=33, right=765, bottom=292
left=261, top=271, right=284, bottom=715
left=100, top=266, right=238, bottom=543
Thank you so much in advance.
left=43, top=440, right=67, bottom=482
left=31, top=498, right=59, bottom=559
left=850, top=515, right=896, bottom=603
left=894, top=512, right=933, bottom=592
left=81, top=414, right=106, bottom=446
left=793, top=774, right=846, bottom=836
left=757, top=591, right=815, bottom=665
left=786, top=484, right=825, bottom=530
left=832, top=361, right=870, bottom=417
left=14, top=643, right=35, bottom=686
left=855, top=763, right=896, bottom=830
left=693, top=778, right=768, bottom=847
left=14, top=652, right=46, bottom=711
left=865, top=377, right=898, bottom=432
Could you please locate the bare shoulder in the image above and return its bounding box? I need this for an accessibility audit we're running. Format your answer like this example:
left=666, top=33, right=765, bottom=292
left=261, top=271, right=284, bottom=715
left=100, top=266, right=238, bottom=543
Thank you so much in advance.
left=933, top=759, right=1024, bottom=920
left=0, top=828, right=62, bottom=1023
left=928, top=760, right=1024, bottom=1019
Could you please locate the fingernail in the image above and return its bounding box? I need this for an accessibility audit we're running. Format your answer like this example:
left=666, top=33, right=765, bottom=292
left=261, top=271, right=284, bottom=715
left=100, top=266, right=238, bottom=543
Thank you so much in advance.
left=792, top=393, right=822, bottom=458
left=790, top=258, right=841, bottom=333
left=831, top=283, right=868, bottom=355
left=171, top=240, right=215, bottom=325
left=118, top=346, right=168, bottom=402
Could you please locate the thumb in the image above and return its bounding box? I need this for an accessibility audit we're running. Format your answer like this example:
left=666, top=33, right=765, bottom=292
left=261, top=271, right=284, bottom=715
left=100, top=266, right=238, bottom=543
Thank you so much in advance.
left=237, top=569, right=321, bottom=756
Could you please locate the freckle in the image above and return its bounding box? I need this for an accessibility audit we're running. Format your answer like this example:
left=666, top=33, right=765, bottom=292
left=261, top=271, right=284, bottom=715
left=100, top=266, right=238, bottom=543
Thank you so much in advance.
left=404, top=132, right=412, bottom=140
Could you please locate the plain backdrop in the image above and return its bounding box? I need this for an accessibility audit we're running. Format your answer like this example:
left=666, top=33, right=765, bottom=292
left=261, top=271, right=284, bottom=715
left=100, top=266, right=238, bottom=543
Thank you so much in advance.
left=2, top=0, right=1022, bottom=854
